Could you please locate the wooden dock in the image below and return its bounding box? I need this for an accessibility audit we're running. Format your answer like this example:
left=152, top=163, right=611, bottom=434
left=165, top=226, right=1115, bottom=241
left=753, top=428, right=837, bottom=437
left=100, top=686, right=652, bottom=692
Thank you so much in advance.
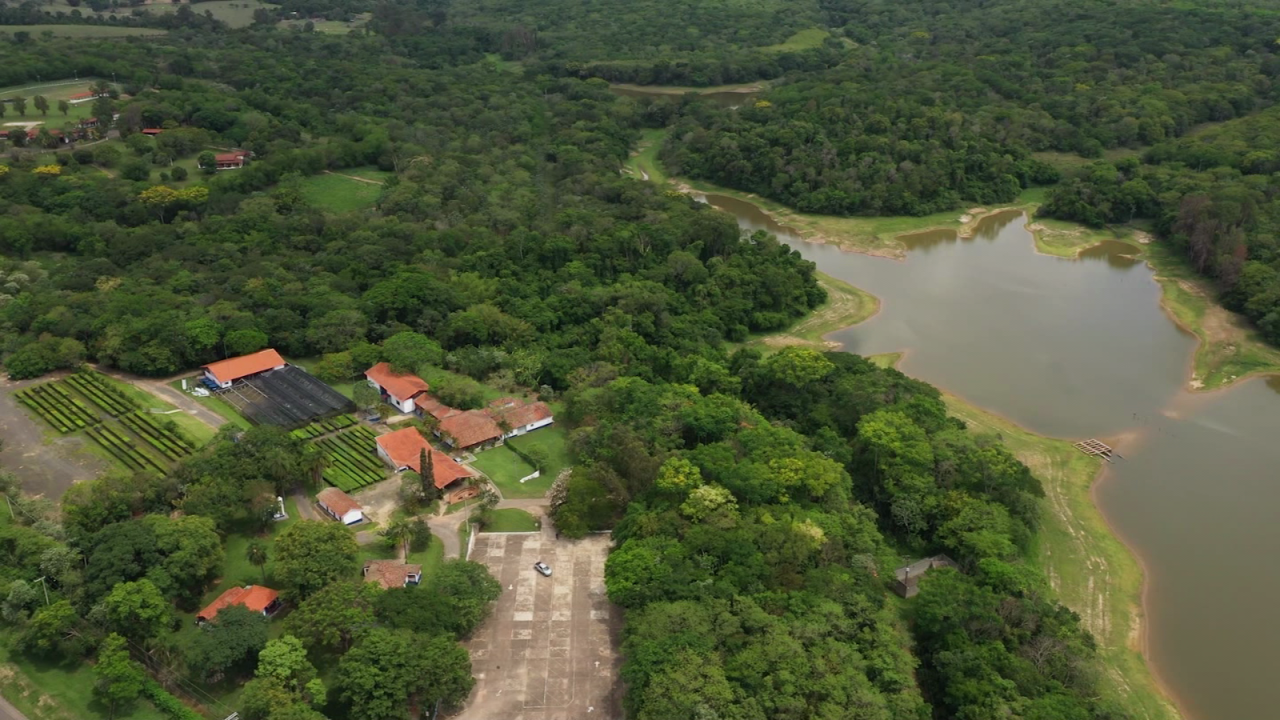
left=1073, top=438, right=1118, bottom=461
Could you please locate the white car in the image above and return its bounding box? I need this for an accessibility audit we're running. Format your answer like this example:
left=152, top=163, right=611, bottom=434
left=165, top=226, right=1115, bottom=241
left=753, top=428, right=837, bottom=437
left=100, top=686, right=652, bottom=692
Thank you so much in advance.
left=533, top=562, right=552, bottom=577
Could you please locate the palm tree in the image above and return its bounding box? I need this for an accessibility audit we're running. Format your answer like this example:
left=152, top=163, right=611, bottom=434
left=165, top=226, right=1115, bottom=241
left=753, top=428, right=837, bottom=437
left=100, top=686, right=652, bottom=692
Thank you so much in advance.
left=381, top=516, right=415, bottom=560
left=246, top=541, right=269, bottom=584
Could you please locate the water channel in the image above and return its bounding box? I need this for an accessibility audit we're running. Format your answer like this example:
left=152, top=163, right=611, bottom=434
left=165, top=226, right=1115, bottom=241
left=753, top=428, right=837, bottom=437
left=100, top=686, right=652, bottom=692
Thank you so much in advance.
left=695, top=191, right=1280, bottom=720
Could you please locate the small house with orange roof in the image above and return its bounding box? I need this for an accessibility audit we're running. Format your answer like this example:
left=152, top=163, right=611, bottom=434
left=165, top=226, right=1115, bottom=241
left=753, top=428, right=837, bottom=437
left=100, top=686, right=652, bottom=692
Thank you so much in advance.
left=374, top=427, right=474, bottom=489
left=202, top=348, right=286, bottom=389
left=489, top=397, right=554, bottom=437
left=364, top=362, right=430, bottom=414
left=316, top=487, right=364, bottom=525
left=197, top=585, right=280, bottom=624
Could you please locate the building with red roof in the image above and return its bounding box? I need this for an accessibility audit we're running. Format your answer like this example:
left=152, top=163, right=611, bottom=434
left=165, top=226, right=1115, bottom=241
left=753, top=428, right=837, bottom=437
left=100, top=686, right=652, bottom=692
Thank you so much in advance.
left=438, top=410, right=503, bottom=451
left=413, top=394, right=459, bottom=422
left=197, top=585, right=280, bottom=624
left=316, top=487, right=364, bottom=525
left=489, top=398, right=555, bottom=437
left=374, top=427, right=474, bottom=489
left=364, top=363, right=430, bottom=414
left=215, top=151, right=250, bottom=170
left=202, top=348, right=287, bottom=388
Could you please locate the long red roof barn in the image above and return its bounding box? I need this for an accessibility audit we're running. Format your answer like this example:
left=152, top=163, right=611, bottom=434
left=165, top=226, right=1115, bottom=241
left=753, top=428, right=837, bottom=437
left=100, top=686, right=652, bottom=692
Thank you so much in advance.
left=375, top=427, right=473, bottom=488
left=202, top=348, right=286, bottom=385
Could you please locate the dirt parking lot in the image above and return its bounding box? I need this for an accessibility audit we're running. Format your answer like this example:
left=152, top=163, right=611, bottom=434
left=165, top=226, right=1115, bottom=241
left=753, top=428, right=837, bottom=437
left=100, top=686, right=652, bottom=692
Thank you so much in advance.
left=458, top=532, right=623, bottom=720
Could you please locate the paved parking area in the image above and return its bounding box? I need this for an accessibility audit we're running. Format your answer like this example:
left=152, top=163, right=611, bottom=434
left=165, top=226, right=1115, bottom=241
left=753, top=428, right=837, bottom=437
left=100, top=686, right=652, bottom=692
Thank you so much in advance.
left=457, top=532, right=623, bottom=720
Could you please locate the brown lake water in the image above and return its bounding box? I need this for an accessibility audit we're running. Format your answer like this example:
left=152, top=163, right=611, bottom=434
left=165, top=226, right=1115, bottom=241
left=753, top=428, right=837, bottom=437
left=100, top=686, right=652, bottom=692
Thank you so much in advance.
left=696, top=191, right=1280, bottom=720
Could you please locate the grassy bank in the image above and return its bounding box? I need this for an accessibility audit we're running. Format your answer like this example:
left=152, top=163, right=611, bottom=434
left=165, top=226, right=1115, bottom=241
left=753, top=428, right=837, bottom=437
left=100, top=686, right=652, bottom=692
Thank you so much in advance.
left=942, top=390, right=1181, bottom=720
left=1021, top=217, right=1280, bottom=391
left=743, top=272, right=878, bottom=352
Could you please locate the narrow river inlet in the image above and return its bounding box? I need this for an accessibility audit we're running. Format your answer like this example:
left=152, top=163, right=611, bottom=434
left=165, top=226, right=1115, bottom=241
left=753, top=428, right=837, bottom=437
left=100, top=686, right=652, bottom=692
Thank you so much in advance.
left=698, top=193, right=1280, bottom=720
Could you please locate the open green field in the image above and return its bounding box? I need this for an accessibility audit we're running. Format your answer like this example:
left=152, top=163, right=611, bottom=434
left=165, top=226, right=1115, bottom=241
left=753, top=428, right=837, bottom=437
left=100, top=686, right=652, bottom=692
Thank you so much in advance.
left=35, top=0, right=278, bottom=28
left=0, top=24, right=165, bottom=37
left=481, top=508, right=539, bottom=532
left=942, top=390, right=1180, bottom=720
left=299, top=172, right=384, bottom=213
left=471, top=426, right=571, bottom=499
left=0, top=78, right=117, bottom=130
left=623, top=128, right=668, bottom=185
left=472, top=445, right=538, bottom=498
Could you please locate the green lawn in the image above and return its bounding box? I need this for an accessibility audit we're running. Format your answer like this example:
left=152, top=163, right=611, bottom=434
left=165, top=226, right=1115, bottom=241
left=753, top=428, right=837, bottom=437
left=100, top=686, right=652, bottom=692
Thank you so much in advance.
left=472, top=445, right=538, bottom=498
left=0, top=24, right=166, bottom=37
left=340, top=166, right=393, bottom=182
left=481, top=508, right=539, bottom=533
left=0, top=78, right=117, bottom=130
left=472, top=426, right=570, bottom=499
left=0, top=628, right=166, bottom=720
left=299, top=172, right=384, bottom=213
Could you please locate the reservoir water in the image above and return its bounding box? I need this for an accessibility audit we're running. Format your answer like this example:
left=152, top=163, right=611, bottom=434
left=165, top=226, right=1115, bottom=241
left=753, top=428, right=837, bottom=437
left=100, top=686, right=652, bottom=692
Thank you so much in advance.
left=697, top=191, right=1280, bottom=720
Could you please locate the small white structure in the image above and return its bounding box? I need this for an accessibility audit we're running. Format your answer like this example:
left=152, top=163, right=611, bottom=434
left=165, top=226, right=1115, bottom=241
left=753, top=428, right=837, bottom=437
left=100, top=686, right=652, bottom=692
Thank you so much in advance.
left=316, top=487, right=363, bottom=525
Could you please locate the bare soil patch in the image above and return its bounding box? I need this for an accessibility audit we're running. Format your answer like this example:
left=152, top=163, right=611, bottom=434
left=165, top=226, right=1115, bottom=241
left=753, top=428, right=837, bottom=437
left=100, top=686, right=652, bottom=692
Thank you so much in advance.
left=0, top=373, right=106, bottom=498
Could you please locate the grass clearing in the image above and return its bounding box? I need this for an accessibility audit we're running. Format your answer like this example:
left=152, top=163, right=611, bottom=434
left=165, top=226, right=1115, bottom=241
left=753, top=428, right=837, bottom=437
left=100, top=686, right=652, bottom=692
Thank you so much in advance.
left=299, top=172, right=383, bottom=213
left=0, top=628, right=166, bottom=720
left=0, top=24, right=165, bottom=37
left=624, top=128, right=668, bottom=185
left=760, top=27, right=828, bottom=52
left=357, top=532, right=446, bottom=578
left=942, top=391, right=1180, bottom=720
left=481, top=508, right=539, bottom=532
left=472, top=444, right=539, bottom=498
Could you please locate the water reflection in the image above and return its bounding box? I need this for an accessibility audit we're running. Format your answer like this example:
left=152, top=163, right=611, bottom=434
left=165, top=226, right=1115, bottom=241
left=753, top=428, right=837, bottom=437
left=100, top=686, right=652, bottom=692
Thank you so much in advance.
left=1078, top=240, right=1142, bottom=268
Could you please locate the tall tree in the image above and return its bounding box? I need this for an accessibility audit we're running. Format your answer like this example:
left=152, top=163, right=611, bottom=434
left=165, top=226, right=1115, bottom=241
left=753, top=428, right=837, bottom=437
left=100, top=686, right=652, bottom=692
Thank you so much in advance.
left=274, top=521, right=358, bottom=601
left=32, top=95, right=48, bottom=116
left=247, top=541, right=269, bottom=584
left=186, top=605, right=269, bottom=682
left=12, top=96, right=26, bottom=117
left=284, top=580, right=380, bottom=654
left=94, top=633, right=145, bottom=720
left=57, top=99, right=69, bottom=116
left=99, top=578, right=171, bottom=643
left=334, top=628, right=472, bottom=720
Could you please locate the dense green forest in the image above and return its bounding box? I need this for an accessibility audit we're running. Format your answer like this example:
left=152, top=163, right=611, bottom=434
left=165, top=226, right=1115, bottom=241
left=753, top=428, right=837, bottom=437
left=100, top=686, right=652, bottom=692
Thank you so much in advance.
left=555, top=349, right=1113, bottom=718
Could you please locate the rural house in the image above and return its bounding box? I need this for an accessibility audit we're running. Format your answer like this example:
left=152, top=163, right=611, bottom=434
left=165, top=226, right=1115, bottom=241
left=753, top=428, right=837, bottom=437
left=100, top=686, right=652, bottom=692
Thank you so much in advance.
left=413, top=393, right=459, bottom=422
left=437, top=410, right=503, bottom=451
left=890, top=555, right=957, bottom=598
left=316, top=487, right=364, bottom=525
left=489, top=397, right=554, bottom=437
left=363, top=560, right=423, bottom=589
left=197, top=585, right=280, bottom=624
left=364, top=362, right=430, bottom=414
left=374, top=427, right=474, bottom=489
left=214, top=151, right=251, bottom=170
left=201, top=348, right=287, bottom=389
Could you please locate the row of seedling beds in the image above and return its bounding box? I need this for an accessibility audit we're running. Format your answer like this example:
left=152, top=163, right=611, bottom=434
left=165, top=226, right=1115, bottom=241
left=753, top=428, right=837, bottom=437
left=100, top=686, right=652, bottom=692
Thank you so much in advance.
left=119, top=412, right=195, bottom=461
left=65, top=371, right=136, bottom=416
left=15, top=382, right=100, bottom=433
left=316, top=426, right=385, bottom=491
left=85, top=423, right=167, bottom=475
left=290, top=413, right=358, bottom=440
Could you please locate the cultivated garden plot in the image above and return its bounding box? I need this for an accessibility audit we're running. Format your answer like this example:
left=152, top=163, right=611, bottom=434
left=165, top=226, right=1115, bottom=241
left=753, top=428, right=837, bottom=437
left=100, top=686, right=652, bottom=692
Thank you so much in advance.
left=312, top=425, right=387, bottom=491
left=289, top=413, right=358, bottom=440
left=14, top=371, right=198, bottom=475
